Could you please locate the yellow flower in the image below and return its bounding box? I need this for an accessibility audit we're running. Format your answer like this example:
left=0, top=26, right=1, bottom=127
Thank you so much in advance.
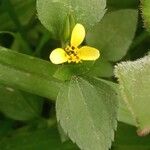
left=49, top=23, right=100, bottom=64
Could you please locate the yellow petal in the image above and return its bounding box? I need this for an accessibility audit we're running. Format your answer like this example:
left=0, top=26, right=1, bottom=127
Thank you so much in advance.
left=78, top=46, right=100, bottom=60
left=71, top=23, right=85, bottom=47
left=49, top=48, right=67, bottom=64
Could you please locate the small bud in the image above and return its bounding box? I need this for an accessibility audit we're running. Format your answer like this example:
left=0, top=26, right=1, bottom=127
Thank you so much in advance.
left=62, top=13, right=76, bottom=43
left=69, top=13, right=76, bottom=33
left=62, top=15, right=71, bottom=42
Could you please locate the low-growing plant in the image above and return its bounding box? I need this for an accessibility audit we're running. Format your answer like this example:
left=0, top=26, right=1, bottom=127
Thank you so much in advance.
left=0, top=0, right=150, bottom=150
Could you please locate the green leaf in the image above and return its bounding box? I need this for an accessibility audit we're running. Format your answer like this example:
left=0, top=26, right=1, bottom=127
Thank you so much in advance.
left=99, top=79, right=136, bottom=126
left=0, top=46, right=62, bottom=100
left=56, top=77, right=118, bottom=150
left=0, top=118, right=13, bottom=137
left=87, top=59, right=114, bottom=77
left=0, top=126, right=79, bottom=150
left=37, top=0, right=106, bottom=39
left=54, top=62, right=95, bottom=81
left=118, top=98, right=137, bottom=126
left=86, top=9, right=138, bottom=62
left=112, top=123, right=150, bottom=150
left=141, top=0, right=150, bottom=32
left=0, top=0, right=35, bottom=30
left=114, top=55, right=150, bottom=131
left=57, top=123, right=69, bottom=142
left=108, top=0, right=138, bottom=9
left=0, top=84, right=42, bottom=121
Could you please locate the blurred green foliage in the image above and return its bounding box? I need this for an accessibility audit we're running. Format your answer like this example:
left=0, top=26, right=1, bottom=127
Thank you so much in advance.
left=0, top=0, right=150, bottom=149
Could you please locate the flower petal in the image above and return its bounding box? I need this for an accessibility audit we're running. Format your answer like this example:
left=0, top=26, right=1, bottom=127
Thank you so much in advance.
left=71, top=23, right=85, bottom=47
left=78, top=46, right=100, bottom=60
left=49, top=48, right=68, bottom=64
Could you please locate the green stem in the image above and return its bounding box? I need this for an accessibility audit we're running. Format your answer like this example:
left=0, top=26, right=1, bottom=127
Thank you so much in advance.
left=3, top=0, right=32, bottom=54
left=33, top=33, right=50, bottom=57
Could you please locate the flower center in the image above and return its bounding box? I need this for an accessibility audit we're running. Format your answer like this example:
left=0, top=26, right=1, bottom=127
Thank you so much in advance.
left=65, top=46, right=81, bottom=63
